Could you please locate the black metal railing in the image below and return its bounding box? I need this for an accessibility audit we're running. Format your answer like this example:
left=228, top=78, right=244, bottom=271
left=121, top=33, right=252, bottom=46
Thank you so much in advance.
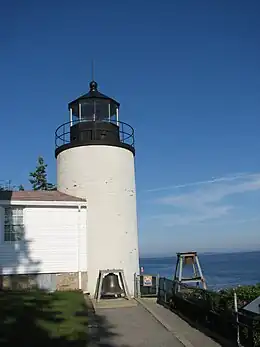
left=157, top=278, right=260, bottom=347
left=55, top=119, right=135, bottom=149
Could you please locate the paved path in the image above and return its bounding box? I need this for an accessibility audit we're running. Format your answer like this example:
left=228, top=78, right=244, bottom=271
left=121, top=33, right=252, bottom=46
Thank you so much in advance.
left=91, top=304, right=184, bottom=347
left=87, top=297, right=224, bottom=347
left=138, top=298, right=222, bottom=347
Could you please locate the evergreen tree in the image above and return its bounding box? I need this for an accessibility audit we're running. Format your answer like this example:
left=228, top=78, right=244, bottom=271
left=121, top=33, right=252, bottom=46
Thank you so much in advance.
left=46, top=183, right=56, bottom=191
left=29, top=156, right=56, bottom=190
left=18, top=184, right=25, bottom=191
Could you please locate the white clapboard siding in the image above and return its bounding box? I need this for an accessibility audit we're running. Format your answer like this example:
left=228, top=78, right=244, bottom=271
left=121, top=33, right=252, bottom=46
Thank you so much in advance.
left=0, top=205, right=87, bottom=275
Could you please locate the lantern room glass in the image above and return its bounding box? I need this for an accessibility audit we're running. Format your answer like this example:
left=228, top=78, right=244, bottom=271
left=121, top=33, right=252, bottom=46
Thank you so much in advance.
left=79, top=99, right=116, bottom=121
left=69, top=102, right=119, bottom=125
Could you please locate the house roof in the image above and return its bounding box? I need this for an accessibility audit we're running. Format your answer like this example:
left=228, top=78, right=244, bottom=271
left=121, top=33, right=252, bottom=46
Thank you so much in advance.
left=0, top=190, right=85, bottom=202
left=241, top=295, right=260, bottom=315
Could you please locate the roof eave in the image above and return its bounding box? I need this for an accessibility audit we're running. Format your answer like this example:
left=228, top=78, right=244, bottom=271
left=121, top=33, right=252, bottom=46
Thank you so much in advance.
left=0, top=199, right=87, bottom=207
left=68, top=95, right=120, bottom=110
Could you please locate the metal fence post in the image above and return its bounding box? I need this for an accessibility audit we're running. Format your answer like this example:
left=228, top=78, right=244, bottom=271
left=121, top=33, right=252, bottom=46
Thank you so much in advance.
left=136, top=274, right=141, bottom=298
left=156, top=274, right=160, bottom=297
left=163, top=277, right=167, bottom=303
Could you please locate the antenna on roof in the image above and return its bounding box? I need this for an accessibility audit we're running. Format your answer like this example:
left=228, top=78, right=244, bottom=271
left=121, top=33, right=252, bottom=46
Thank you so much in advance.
left=91, top=59, right=95, bottom=81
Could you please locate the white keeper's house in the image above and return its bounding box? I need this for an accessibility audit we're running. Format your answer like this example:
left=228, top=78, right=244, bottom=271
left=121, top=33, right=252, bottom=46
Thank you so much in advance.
left=0, top=80, right=140, bottom=297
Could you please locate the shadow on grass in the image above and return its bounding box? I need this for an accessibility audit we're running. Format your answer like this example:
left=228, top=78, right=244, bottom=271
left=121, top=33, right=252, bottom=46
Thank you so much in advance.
left=0, top=290, right=88, bottom=347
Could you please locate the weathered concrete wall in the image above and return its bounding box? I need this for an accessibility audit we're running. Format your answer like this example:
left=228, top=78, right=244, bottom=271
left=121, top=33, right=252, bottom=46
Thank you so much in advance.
left=56, top=272, right=78, bottom=290
left=1, top=274, right=38, bottom=290
left=0, top=271, right=88, bottom=291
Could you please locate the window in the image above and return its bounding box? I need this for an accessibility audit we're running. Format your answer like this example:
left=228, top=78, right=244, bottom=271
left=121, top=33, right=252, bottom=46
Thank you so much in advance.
left=4, top=207, right=24, bottom=241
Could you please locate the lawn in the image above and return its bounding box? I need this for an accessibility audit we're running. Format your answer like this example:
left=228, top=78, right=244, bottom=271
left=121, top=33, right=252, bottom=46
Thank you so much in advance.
left=0, top=290, right=88, bottom=347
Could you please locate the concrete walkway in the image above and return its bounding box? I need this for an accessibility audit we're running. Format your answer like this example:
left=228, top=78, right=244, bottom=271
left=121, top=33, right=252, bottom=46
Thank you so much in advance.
left=91, top=303, right=184, bottom=347
left=137, top=298, right=222, bottom=347
left=87, top=297, right=224, bottom=347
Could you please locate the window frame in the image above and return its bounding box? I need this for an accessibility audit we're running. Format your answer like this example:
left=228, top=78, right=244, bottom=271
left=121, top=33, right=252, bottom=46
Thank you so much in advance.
left=4, top=206, right=25, bottom=242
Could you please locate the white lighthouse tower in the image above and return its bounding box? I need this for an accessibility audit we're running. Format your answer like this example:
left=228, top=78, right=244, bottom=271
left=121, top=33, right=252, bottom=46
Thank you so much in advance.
left=55, top=80, right=140, bottom=297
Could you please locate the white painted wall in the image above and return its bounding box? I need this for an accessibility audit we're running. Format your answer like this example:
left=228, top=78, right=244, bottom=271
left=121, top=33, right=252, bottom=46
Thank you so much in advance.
left=0, top=205, right=87, bottom=276
left=57, top=145, right=140, bottom=297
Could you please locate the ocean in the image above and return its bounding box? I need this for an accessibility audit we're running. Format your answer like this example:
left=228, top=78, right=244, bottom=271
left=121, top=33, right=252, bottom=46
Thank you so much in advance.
left=140, top=250, right=260, bottom=291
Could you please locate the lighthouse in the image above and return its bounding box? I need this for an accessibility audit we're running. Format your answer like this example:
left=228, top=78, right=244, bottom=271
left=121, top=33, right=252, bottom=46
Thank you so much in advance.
left=55, top=80, right=140, bottom=297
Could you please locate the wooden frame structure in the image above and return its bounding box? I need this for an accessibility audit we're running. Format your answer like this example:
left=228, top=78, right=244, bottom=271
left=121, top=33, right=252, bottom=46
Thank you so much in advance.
left=174, top=252, right=207, bottom=291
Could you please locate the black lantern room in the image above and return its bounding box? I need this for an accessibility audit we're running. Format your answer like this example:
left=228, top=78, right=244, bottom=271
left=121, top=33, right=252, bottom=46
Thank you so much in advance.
left=68, top=80, right=119, bottom=122
left=55, top=80, right=135, bottom=157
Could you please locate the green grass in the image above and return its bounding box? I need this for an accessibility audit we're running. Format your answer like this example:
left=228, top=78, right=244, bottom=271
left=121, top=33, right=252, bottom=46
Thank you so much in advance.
left=0, top=290, right=88, bottom=346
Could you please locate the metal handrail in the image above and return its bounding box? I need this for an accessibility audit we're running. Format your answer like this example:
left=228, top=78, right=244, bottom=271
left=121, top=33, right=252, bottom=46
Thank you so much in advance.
left=158, top=277, right=260, bottom=347
left=55, top=119, right=135, bottom=149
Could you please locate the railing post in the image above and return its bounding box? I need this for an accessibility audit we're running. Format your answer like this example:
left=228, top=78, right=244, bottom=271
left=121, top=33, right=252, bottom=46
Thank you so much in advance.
left=156, top=274, right=159, bottom=297
left=134, top=273, right=140, bottom=298
left=63, top=124, right=65, bottom=143
left=134, top=273, right=137, bottom=297
left=163, top=277, right=167, bottom=303
left=135, top=274, right=141, bottom=298
left=248, top=319, right=254, bottom=347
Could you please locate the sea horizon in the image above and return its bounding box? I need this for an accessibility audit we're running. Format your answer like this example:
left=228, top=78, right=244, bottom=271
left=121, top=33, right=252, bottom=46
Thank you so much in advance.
left=140, top=249, right=260, bottom=289
left=140, top=248, right=260, bottom=260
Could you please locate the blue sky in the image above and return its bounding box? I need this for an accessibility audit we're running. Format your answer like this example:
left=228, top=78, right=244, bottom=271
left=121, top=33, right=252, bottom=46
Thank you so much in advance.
left=1, top=1, right=260, bottom=256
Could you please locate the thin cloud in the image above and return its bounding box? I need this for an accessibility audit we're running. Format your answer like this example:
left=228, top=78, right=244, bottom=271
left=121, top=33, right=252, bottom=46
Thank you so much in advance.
left=151, top=172, right=260, bottom=226
left=145, top=172, right=251, bottom=193
left=203, top=216, right=260, bottom=226
left=158, top=173, right=260, bottom=206
left=152, top=205, right=232, bottom=226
